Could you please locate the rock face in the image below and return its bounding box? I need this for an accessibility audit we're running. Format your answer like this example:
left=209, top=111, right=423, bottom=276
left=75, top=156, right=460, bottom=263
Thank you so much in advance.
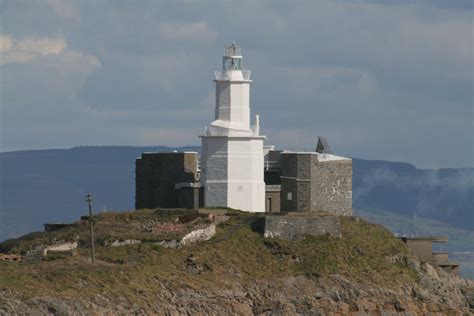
left=180, top=224, right=216, bottom=246
left=0, top=263, right=472, bottom=315
left=43, top=241, right=78, bottom=255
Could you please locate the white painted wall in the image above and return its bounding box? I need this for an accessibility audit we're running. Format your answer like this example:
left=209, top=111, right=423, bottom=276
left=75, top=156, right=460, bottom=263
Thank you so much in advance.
left=201, top=137, right=228, bottom=207
left=215, top=80, right=250, bottom=132
left=201, top=136, right=265, bottom=212
left=226, top=138, right=265, bottom=212
left=200, top=47, right=265, bottom=212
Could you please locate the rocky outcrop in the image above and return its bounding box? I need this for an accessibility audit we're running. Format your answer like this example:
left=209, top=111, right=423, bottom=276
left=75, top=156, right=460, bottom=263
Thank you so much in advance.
left=180, top=224, right=216, bottom=246
left=108, top=239, right=141, bottom=247
left=43, top=241, right=77, bottom=255
left=0, top=263, right=472, bottom=315
left=158, top=224, right=217, bottom=249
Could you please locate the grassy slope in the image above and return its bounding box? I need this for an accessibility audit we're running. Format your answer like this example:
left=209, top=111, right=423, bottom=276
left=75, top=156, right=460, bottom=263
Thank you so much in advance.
left=0, top=210, right=417, bottom=302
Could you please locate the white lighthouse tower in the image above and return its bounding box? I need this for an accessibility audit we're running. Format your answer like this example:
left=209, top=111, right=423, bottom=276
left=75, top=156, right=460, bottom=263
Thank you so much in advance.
left=200, top=43, right=266, bottom=212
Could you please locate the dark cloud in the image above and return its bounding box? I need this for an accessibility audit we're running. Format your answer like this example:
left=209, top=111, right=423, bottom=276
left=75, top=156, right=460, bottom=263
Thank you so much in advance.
left=0, top=0, right=472, bottom=168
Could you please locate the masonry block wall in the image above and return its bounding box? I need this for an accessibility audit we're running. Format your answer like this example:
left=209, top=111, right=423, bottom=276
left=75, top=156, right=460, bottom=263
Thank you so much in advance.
left=311, top=159, right=352, bottom=215
left=280, top=153, right=303, bottom=212
left=280, top=153, right=352, bottom=215
left=264, top=215, right=341, bottom=240
left=135, top=152, right=198, bottom=209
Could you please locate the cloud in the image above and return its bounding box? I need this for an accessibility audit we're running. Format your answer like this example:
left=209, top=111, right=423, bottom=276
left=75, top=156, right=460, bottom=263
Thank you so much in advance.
left=140, top=54, right=194, bottom=91
left=1, top=1, right=472, bottom=167
left=16, top=37, right=66, bottom=55
left=0, top=35, right=13, bottom=52
left=53, top=51, right=101, bottom=76
left=399, top=18, right=473, bottom=66
left=159, top=21, right=217, bottom=42
left=47, top=0, right=79, bottom=19
left=279, top=65, right=378, bottom=98
left=0, top=35, right=67, bottom=65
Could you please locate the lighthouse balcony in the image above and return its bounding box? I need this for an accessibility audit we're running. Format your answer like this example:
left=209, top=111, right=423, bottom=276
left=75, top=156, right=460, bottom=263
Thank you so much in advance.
left=214, top=70, right=251, bottom=81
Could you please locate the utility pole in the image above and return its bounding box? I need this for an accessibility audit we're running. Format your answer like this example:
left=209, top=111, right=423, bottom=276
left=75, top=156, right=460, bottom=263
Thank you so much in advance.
left=85, top=193, right=95, bottom=264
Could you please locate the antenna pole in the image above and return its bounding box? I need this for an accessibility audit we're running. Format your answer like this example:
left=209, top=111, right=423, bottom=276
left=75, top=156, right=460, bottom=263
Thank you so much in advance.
left=86, top=193, right=95, bottom=264
left=413, top=213, right=417, bottom=237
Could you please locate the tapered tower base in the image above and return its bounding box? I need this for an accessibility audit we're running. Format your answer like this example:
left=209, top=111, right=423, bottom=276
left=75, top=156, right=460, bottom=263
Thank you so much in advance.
left=201, top=135, right=265, bottom=212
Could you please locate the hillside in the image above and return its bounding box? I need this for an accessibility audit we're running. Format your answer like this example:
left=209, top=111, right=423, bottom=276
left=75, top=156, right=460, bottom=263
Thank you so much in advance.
left=0, top=209, right=472, bottom=314
left=1, top=146, right=473, bottom=247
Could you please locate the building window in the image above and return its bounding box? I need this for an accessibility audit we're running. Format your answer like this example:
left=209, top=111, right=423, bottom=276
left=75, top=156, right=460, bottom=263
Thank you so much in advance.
left=287, top=192, right=292, bottom=200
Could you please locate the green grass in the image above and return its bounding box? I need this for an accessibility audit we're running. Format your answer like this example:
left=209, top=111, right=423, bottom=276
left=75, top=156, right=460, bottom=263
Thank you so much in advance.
left=0, top=210, right=418, bottom=301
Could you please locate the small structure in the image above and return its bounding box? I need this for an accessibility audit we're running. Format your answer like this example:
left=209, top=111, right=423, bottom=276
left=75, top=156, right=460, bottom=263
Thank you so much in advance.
left=399, top=236, right=460, bottom=275
left=315, top=136, right=332, bottom=154
left=135, top=152, right=200, bottom=210
left=44, top=223, right=74, bottom=232
left=265, top=185, right=281, bottom=213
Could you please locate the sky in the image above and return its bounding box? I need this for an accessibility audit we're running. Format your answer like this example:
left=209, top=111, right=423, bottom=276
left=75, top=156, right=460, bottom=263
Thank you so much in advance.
left=0, top=0, right=472, bottom=168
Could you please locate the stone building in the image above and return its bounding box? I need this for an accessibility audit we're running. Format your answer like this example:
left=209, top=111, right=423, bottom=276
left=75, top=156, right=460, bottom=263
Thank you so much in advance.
left=134, top=44, right=352, bottom=216
left=135, top=152, right=200, bottom=210
left=280, top=152, right=352, bottom=215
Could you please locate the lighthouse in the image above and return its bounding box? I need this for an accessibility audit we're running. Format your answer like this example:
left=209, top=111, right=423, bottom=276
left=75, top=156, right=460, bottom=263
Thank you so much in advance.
left=200, top=43, right=266, bottom=212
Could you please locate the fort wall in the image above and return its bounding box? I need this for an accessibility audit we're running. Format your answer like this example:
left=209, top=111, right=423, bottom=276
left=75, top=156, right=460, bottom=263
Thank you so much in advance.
left=264, top=214, right=341, bottom=240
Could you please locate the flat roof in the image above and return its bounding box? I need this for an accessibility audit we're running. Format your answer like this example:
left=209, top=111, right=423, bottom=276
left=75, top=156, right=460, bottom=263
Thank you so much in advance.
left=281, top=151, right=350, bottom=161
left=142, top=151, right=198, bottom=155
left=436, top=261, right=460, bottom=267
left=399, top=236, right=448, bottom=243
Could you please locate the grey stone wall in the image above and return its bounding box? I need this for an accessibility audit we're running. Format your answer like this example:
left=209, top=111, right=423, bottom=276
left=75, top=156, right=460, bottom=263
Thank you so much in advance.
left=311, top=160, right=352, bottom=215
left=135, top=152, right=199, bottom=209
left=280, top=153, right=352, bottom=216
left=264, top=170, right=281, bottom=185
left=264, top=214, right=341, bottom=240
left=175, top=187, right=200, bottom=210
left=281, top=153, right=298, bottom=178
left=280, top=177, right=297, bottom=212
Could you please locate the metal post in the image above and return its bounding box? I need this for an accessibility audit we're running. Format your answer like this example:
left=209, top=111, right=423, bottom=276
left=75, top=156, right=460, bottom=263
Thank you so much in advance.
left=85, top=193, right=95, bottom=264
